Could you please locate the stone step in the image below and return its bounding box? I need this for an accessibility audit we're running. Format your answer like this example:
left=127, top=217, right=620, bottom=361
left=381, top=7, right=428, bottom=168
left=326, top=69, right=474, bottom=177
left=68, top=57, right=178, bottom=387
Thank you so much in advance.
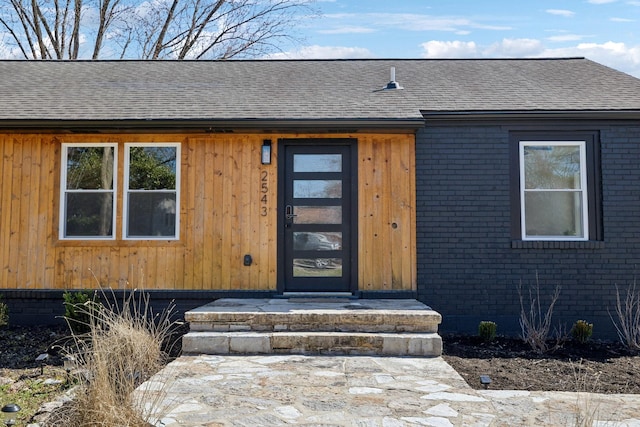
left=185, top=298, right=441, bottom=334
left=182, top=331, right=443, bottom=357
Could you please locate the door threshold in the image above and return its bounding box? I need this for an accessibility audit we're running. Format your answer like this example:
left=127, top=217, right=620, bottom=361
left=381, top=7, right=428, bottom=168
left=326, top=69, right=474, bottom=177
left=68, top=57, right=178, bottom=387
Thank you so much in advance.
left=280, top=292, right=355, bottom=299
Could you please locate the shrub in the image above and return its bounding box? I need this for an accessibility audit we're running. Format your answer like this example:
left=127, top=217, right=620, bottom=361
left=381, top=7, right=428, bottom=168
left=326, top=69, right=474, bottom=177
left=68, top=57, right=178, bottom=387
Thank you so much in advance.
left=0, top=294, right=8, bottom=327
left=571, top=320, right=593, bottom=344
left=609, top=282, right=640, bottom=350
left=478, top=321, right=497, bottom=342
left=63, top=290, right=95, bottom=334
left=518, top=274, right=564, bottom=353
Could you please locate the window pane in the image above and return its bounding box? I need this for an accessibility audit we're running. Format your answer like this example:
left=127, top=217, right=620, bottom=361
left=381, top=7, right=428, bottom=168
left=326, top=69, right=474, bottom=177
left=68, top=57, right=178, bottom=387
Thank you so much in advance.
left=65, top=192, right=113, bottom=237
left=525, top=191, right=584, bottom=238
left=294, top=206, right=342, bottom=224
left=128, top=146, right=177, bottom=190
left=127, top=192, right=176, bottom=237
left=293, top=232, right=342, bottom=251
left=293, top=180, right=342, bottom=198
left=294, top=154, right=342, bottom=172
left=66, top=147, right=114, bottom=190
left=293, top=258, right=342, bottom=277
left=524, top=145, right=581, bottom=190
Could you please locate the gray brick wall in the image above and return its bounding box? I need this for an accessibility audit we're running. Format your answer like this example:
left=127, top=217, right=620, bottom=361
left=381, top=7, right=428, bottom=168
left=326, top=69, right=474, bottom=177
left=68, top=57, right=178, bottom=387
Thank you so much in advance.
left=416, top=124, right=640, bottom=339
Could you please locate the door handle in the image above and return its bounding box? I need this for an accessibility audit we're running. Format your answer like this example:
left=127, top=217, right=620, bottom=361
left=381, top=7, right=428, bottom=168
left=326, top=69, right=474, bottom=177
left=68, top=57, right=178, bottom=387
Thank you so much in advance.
left=285, top=205, right=297, bottom=220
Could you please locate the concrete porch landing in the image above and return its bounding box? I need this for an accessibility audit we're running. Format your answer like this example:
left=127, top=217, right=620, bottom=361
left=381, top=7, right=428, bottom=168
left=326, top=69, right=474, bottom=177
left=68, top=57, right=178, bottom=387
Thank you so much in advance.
left=182, top=298, right=442, bottom=357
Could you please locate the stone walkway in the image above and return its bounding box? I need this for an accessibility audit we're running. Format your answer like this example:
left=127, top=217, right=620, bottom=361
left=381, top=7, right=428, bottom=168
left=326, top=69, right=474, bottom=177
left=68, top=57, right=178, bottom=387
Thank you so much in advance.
left=135, top=355, right=640, bottom=427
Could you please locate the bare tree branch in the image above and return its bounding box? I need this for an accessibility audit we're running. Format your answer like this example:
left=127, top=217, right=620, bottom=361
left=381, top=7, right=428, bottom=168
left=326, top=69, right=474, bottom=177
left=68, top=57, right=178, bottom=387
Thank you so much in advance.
left=0, top=0, right=318, bottom=60
left=150, top=0, right=179, bottom=60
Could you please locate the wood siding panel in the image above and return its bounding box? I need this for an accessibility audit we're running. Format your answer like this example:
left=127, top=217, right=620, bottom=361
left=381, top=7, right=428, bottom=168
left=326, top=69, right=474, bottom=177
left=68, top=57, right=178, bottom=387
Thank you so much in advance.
left=0, top=132, right=415, bottom=293
left=358, top=134, right=416, bottom=292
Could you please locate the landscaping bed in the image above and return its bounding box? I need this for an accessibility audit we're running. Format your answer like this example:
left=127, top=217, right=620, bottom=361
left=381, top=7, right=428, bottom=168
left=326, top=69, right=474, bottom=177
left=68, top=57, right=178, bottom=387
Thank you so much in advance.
left=442, top=334, right=640, bottom=394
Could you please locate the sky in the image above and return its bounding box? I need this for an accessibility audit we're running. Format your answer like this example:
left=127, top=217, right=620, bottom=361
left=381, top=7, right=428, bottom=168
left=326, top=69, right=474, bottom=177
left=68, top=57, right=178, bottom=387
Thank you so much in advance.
left=271, top=0, right=640, bottom=78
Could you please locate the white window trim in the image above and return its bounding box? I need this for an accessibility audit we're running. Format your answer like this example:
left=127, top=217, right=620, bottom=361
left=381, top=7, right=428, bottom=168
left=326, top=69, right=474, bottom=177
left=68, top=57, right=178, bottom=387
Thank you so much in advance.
left=519, top=141, right=588, bottom=241
left=123, top=143, right=181, bottom=240
left=60, top=143, right=118, bottom=240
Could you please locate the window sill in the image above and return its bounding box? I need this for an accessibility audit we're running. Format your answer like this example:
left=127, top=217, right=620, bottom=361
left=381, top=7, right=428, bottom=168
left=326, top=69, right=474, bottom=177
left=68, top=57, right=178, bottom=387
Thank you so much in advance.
left=511, top=240, right=604, bottom=249
left=55, top=239, right=184, bottom=247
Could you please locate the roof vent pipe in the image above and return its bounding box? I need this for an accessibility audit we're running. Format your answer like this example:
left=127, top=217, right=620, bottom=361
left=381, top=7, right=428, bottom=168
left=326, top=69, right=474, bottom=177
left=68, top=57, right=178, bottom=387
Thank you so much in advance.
left=384, top=66, right=403, bottom=90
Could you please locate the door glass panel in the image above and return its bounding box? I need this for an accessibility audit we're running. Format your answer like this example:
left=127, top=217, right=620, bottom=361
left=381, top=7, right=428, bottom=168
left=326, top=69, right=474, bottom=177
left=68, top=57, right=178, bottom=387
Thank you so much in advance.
left=293, top=258, right=343, bottom=277
left=294, top=180, right=342, bottom=198
left=293, top=232, right=342, bottom=250
left=294, top=206, right=342, bottom=224
left=294, top=154, right=342, bottom=172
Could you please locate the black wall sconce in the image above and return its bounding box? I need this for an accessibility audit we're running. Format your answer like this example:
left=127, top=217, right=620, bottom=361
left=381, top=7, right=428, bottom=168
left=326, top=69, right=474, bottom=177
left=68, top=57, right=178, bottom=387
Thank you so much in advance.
left=261, top=140, right=272, bottom=165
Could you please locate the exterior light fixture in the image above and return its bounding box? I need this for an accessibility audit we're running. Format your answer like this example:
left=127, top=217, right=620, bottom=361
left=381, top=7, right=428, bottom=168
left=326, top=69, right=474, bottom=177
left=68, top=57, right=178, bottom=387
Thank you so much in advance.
left=1, top=403, right=21, bottom=426
left=261, top=140, right=272, bottom=165
left=480, top=375, right=492, bottom=389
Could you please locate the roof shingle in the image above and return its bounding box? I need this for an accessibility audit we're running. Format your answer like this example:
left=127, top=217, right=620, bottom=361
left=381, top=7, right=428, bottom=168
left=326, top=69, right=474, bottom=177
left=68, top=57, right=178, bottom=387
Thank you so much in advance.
left=1, top=58, right=639, bottom=123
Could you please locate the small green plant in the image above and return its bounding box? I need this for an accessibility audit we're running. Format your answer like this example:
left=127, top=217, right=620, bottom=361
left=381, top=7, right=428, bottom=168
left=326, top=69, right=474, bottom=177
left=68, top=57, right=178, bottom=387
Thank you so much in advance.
left=0, top=294, right=8, bottom=327
left=63, top=290, right=96, bottom=334
left=478, top=321, right=497, bottom=342
left=571, top=320, right=593, bottom=344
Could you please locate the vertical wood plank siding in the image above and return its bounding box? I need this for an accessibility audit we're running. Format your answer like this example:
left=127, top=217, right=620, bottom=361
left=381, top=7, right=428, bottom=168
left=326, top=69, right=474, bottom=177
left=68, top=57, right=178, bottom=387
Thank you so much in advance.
left=0, top=132, right=416, bottom=292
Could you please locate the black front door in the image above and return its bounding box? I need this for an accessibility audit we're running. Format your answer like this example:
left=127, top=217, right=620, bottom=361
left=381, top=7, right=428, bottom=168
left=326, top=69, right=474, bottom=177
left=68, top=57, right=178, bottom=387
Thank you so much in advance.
left=278, top=140, right=356, bottom=293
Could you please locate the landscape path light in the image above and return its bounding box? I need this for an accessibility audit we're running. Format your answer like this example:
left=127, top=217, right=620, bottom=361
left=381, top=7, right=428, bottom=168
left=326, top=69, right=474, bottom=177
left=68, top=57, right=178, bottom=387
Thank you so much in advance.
left=63, top=354, right=76, bottom=385
left=1, top=403, right=20, bottom=426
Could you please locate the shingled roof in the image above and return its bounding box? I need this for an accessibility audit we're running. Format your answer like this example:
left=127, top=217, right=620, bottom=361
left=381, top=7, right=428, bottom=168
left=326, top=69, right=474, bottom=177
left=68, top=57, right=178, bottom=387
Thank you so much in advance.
left=1, top=58, right=639, bottom=128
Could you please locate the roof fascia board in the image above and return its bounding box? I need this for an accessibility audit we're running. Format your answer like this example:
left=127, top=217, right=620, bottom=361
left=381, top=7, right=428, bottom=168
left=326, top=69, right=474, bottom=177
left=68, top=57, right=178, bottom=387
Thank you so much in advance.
left=0, top=118, right=425, bottom=132
left=422, top=110, right=640, bottom=123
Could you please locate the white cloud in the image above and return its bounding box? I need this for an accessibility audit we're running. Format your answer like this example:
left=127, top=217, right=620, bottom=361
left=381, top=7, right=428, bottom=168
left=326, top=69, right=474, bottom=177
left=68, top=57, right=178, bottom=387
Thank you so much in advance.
left=546, top=9, right=576, bottom=17
left=420, top=40, right=479, bottom=58
left=322, top=13, right=511, bottom=34
left=541, top=41, right=640, bottom=77
left=485, top=38, right=545, bottom=57
left=263, top=45, right=373, bottom=59
left=318, top=26, right=374, bottom=34
left=418, top=38, right=640, bottom=78
left=547, top=34, right=587, bottom=42
left=610, top=17, right=635, bottom=21
left=588, top=0, right=617, bottom=3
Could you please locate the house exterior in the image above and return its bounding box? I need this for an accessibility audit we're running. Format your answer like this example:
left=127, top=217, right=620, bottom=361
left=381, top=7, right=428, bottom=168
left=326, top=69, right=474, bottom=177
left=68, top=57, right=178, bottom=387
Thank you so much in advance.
left=1, top=58, right=640, bottom=338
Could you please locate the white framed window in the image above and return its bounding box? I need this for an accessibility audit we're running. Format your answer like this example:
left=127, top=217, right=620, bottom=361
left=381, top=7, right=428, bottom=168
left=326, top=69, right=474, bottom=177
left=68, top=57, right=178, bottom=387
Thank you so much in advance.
left=60, top=143, right=117, bottom=240
left=519, top=141, right=588, bottom=241
left=123, top=143, right=180, bottom=240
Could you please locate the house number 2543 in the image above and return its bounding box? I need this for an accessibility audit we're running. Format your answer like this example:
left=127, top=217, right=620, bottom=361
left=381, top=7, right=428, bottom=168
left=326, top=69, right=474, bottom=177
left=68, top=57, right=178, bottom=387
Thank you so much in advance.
left=260, top=170, right=268, bottom=216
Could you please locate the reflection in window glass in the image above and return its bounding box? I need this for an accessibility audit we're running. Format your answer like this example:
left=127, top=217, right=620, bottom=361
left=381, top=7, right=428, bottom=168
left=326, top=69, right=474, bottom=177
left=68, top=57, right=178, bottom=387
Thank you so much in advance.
left=525, top=192, right=583, bottom=238
left=66, top=146, right=114, bottom=190
left=65, top=193, right=113, bottom=237
left=293, top=258, right=342, bottom=277
left=125, top=144, right=180, bottom=239
left=294, top=154, right=342, bottom=172
left=293, top=180, right=342, bottom=198
left=293, top=232, right=342, bottom=250
left=524, top=146, right=581, bottom=190
left=128, top=146, right=177, bottom=190
left=294, top=206, right=342, bottom=224
left=128, top=193, right=177, bottom=237
left=62, top=144, right=116, bottom=239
